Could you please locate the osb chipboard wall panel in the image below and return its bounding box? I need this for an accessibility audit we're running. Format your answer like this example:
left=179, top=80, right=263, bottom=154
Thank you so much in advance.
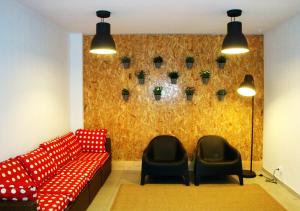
left=83, top=35, right=263, bottom=161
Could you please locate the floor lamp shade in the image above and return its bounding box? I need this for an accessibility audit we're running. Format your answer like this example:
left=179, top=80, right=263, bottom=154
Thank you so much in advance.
left=237, top=74, right=256, bottom=97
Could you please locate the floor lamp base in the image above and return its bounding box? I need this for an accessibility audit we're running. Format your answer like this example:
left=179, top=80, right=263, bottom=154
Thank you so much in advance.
left=243, top=170, right=256, bottom=178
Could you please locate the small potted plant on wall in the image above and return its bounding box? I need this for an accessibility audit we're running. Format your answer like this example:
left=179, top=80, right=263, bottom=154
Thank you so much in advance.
left=153, top=56, right=163, bottom=69
left=200, top=70, right=211, bottom=85
left=122, top=88, right=130, bottom=101
left=168, top=71, right=179, bottom=84
left=185, top=56, right=194, bottom=69
left=153, top=86, right=163, bottom=101
left=136, top=70, right=145, bottom=84
left=121, top=56, right=131, bottom=69
left=185, top=87, right=195, bottom=101
left=216, top=55, right=227, bottom=69
left=216, top=89, right=227, bottom=101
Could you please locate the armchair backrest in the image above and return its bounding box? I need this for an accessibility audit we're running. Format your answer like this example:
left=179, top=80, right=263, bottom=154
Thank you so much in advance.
left=150, top=135, right=179, bottom=161
left=198, top=136, right=227, bottom=161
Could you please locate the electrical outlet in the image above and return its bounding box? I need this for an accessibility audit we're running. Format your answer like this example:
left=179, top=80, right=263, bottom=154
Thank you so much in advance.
left=276, top=166, right=283, bottom=177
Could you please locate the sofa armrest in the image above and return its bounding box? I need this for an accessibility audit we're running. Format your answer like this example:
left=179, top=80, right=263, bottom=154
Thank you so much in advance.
left=0, top=201, right=37, bottom=211
left=105, top=138, right=112, bottom=154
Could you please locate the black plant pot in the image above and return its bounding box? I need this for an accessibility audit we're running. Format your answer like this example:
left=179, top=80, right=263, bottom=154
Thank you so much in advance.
left=217, top=62, right=225, bottom=69
left=217, top=95, right=225, bottom=101
left=201, top=77, right=209, bottom=85
left=154, top=62, right=162, bottom=69
left=122, top=94, right=129, bottom=101
left=186, top=94, right=193, bottom=101
left=186, top=62, right=193, bottom=69
left=122, top=62, right=130, bottom=69
left=154, top=94, right=161, bottom=101
left=138, top=78, right=145, bottom=85
left=171, top=78, right=177, bottom=84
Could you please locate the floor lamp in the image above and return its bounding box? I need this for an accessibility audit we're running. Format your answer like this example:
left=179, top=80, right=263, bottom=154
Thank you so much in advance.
left=237, top=74, right=256, bottom=178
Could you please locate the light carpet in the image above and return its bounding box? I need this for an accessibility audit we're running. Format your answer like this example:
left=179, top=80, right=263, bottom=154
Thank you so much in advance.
left=111, top=184, right=286, bottom=211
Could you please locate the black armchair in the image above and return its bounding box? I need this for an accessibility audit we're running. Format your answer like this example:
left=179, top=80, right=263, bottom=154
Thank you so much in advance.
left=141, top=135, right=189, bottom=186
left=194, top=135, right=243, bottom=186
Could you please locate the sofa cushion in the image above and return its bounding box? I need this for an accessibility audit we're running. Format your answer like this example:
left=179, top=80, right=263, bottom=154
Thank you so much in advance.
left=57, top=160, right=100, bottom=180
left=75, top=129, right=107, bottom=153
left=39, top=173, right=87, bottom=201
left=0, top=182, right=37, bottom=201
left=17, top=147, right=58, bottom=187
left=40, top=137, right=71, bottom=168
left=60, top=132, right=82, bottom=160
left=37, top=193, right=69, bottom=211
left=77, top=152, right=110, bottom=164
left=0, top=158, right=33, bottom=184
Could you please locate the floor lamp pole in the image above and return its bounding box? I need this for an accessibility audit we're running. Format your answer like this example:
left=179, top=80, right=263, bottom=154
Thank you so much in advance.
left=243, top=96, right=256, bottom=178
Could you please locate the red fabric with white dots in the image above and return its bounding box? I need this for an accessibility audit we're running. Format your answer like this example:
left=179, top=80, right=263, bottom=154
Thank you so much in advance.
left=57, top=160, right=100, bottom=180
left=75, top=129, right=107, bottom=153
left=77, top=152, right=110, bottom=164
left=37, top=193, right=69, bottom=211
left=0, top=158, right=33, bottom=184
left=40, top=137, right=71, bottom=168
left=17, top=147, right=58, bottom=187
left=38, top=173, right=88, bottom=201
left=60, top=132, right=82, bottom=160
left=0, top=182, right=37, bottom=201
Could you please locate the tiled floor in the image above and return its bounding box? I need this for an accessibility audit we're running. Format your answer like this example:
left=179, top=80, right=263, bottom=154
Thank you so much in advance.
left=87, top=170, right=300, bottom=211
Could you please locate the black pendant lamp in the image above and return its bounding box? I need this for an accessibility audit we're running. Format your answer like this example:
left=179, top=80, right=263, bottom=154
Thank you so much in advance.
left=90, top=10, right=116, bottom=55
left=221, top=9, right=249, bottom=54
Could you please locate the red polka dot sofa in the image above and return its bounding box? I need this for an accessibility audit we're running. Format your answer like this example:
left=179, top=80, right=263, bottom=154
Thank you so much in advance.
left=0, top=129, right=112, bottom=211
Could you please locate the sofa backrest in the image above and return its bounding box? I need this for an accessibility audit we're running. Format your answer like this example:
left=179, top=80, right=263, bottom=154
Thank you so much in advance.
left=0, top=158, right=33, bottom=184
left=40, top=137, right=71, bottom=168
left=75, top=129, right=107, bottom=153
left=60, top=132, right=82, bottom=160
left=17, top=147, right=58, bottom=187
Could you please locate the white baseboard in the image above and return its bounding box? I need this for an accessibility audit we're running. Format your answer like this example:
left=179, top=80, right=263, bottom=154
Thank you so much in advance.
left=262, top=168, right=300, bottom=199
left=112, top=160, right=262, bottom=171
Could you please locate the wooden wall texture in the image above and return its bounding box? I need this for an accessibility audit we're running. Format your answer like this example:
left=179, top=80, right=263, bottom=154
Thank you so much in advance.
left=83, top=35, right=264, bottom=161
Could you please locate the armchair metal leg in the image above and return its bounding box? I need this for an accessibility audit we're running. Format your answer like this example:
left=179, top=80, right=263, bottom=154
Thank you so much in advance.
left=183, top=171, right=190, bottom=186
left=140, top=172, right=146, bottom=185
left=238, top=174, right=244, bottom=185
left=194, top=174, right=200, bottom=186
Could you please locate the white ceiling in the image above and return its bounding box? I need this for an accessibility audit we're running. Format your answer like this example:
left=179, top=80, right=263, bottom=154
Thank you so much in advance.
left=19, top=0, right=300, bottom=35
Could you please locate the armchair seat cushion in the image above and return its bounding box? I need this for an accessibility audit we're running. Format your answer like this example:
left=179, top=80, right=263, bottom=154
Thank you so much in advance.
left=76, top=152, right=110, bottom=164
left=200, top=159, right=240, bottom=166
left=37, top=193, right=69, bottom=211
left=57, top=160, right=100, bottom=180
left=39, top=174, right=88, bottom=201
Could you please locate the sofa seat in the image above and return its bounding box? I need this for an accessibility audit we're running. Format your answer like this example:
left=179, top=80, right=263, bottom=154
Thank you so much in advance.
left=38, top=173, right=88, bottom=201
left=57, top=160, right=101, bottom=180
left=76, top=152, right=110, bottom=164
left=37, top=193, right=69, bottom=211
